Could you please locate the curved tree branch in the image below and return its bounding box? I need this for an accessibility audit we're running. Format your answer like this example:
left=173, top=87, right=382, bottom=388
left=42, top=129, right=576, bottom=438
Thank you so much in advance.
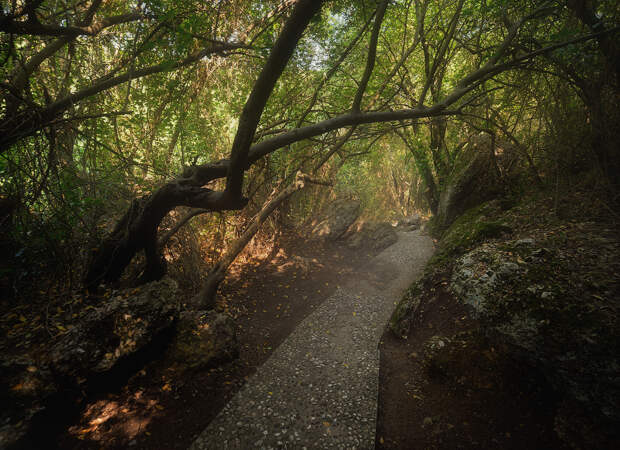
left=225, top=0, right=326, bottom=198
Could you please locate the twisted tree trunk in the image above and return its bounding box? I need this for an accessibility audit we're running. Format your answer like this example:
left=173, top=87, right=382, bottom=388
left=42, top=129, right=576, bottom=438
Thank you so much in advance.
left=84, top=167, right=247, bottom=288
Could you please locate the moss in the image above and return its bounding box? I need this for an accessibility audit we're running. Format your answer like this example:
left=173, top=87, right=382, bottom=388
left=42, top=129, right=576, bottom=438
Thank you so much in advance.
left=425, top=215, right=442, bottom=238
left=389, top=281, right=423, bottom=337
left=435, top=202, right=511, bottom=260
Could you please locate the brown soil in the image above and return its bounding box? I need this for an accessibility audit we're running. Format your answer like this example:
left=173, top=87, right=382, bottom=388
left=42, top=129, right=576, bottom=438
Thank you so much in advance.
left=55, top=231, right=381, bottom=450
left=9, top=227, right=572, bottom=449
left=376, top=286, right=568, bottom=450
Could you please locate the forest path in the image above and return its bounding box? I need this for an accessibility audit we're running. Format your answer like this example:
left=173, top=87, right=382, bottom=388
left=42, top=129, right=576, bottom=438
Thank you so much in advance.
left=190, top=229, right=434, bottom=449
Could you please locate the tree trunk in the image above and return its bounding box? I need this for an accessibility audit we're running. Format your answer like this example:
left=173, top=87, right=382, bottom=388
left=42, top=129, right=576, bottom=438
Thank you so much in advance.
left=195, top=172, right=329, bottom=309
left=84, top=179, right=247, bottom=288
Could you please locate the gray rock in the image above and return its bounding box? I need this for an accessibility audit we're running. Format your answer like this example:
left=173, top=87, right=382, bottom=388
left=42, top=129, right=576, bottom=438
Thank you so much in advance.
left=424, top=335, right=450, bottom=356
left=515, top=238, right=535, bottom=246
left=168, top=311, right=238, bottom=370
left=346, top=221, right=398, bottom=251
left=449, top=242, right=620, bottom=447
left=312, top=199, right=360, bottom=241
left=436, top=134, right=503, bottom=229
left=1, top=277, right=180, bottom=449
left=450, top=243, right=524, bottom=315
left=397, top=214, right=422, bottom=228
left=389, top=282, right=424, bottom=337
left=50, top=277, right=179, bottom=376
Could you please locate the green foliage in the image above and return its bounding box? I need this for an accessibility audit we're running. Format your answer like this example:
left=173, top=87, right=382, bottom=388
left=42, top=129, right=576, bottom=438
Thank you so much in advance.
left=0, top=0, right=617, bottom=295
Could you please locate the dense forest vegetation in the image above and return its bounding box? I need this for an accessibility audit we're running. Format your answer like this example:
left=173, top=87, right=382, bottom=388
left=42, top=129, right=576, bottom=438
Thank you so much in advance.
left=1, top=0, right=619, bottom=448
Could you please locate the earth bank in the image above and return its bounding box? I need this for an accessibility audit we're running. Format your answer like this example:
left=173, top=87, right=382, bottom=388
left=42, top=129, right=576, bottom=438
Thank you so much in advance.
left=383, top=190, right=620, bottom=449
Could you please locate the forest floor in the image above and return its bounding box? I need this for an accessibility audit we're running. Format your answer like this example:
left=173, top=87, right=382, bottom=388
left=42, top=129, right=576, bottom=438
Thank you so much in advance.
left=377, top=289, right=567, bottom=450
left=188, top=229, right=433, bottom=449
left=6, top=202, right=605, bottom=449
left=55, top=230, right=391, bottom=449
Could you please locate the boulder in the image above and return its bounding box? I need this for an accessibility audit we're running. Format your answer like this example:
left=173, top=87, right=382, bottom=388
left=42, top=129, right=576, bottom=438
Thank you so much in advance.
left=423, top=335, right=450, bottom=357
left=168, top=311, right=238, bottom=370
left=450, top=242, right=620, bottom=447
left=1, top=277, right=180, bottom=449
left=437, top=133, right=503, bottom=229
left=312, top=199, right=360, bottom=241
left=49, top=276, right=179, bottom=378
left=346, top=221, right=398, bottom=251
left=450, top=243, right=524, bottom=315
left=397, top=213, right=422, bottom=229
left=389, top=281, right=424, bottom=338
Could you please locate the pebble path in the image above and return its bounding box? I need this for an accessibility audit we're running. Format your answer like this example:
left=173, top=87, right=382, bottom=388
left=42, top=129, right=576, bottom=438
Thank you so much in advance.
left=190, top=229, right=434, bottom=449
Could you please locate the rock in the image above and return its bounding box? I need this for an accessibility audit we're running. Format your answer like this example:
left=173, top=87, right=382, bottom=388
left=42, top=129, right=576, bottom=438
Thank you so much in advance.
left=423, top=335, right=450, bottom=356
left=436, top=133, right=504, bottom=229
left=1, top=278, right=180, bottom=449
left=515, top=238, right=535, bottom=247
left=277, top=255, right=320, bottom=275
left=423, top=335, right=454, bottom=378
left=168, top=311, right=238, bottom=370
left=449, top=242, right=620, bottom=447
left=450, top=243, right=524, bottom=315
left=390, top=282, right=424, bottom=337
left=312, top=199, right=360, bottom=241
left=397, top=214, right=422, bottom=228
left=346, top=221, right=398, bottom=251
left=49, top=277, right=179, bottom=378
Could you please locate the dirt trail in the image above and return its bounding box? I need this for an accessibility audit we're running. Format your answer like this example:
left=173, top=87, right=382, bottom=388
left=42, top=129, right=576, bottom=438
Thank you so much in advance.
left=58, top=229, right=433, bottom=449
left=190, top=229, right=434, bottom=449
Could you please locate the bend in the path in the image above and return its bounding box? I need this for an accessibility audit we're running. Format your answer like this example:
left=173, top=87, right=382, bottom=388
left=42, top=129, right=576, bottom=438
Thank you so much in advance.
left=190, top=229, right=434, bottom=449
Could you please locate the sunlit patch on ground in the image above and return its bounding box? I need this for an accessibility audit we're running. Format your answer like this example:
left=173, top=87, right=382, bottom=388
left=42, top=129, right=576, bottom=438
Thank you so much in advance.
left=68, top=389, right=163, bottom=444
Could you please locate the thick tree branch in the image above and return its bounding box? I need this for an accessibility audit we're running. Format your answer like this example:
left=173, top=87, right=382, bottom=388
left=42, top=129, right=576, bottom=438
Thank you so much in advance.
left=158, top=209, right=209, bottom=250
left=84, top=8, right=610, bottom=288
left=0, top=12, right=143, bottom=36
left=0, top=41, right=246, bottom=151
left=225, top=0, right=325, bottom=198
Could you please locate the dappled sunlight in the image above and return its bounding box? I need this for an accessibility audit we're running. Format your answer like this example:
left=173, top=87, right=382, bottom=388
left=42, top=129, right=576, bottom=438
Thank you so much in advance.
left=2, top=0, right=618, bottom=448
left=68, top=389, right=163, bottom=445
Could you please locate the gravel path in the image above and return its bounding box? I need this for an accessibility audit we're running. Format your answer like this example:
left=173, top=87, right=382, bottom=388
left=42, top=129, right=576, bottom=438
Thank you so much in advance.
left=190, top=229, right=434, bottom=450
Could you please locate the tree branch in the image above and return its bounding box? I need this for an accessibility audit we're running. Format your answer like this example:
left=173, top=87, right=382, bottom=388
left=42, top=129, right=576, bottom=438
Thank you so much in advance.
left=352, top=0, right=389, bottom=112
left=225, top=0, right=325, bottom=198
left=0, top=41, right=246, bottom=151
left=158, top=209, right=209, bottom=250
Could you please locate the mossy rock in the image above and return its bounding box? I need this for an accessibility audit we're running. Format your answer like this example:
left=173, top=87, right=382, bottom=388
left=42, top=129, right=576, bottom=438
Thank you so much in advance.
left=389, top=282, right=423, bottom=337
left=430, top=201, right=511, bottom=267
left=168, top=311, right=238, bottom=370
left=436, top=134, right=504, bottom=228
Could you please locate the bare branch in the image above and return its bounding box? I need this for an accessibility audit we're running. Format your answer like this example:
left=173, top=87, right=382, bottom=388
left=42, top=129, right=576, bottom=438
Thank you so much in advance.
left=158, top=209, right=209, bottom=249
